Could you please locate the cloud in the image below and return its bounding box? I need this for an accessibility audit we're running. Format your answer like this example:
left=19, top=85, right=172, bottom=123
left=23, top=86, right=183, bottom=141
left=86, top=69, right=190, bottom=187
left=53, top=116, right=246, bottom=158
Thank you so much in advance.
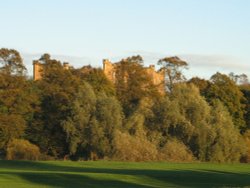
left=126, top=51, right=250, bottom=78
left=179, top=54, right=250, bottom=71
left=22, top=51, right=250, bottom=79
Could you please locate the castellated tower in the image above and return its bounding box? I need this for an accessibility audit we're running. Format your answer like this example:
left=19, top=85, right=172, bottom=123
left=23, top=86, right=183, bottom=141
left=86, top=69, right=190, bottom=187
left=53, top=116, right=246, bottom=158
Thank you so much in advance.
left=33, top=61, right=44, bottom=81
left=33, top=61, right=71, bottom=81
left=103, top=59, right=116, bottom=83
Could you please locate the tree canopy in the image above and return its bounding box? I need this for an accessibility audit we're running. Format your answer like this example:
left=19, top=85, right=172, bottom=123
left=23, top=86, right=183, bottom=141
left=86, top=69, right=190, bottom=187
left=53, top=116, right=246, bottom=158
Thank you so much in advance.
left=0, top=49, right=249, bottom=163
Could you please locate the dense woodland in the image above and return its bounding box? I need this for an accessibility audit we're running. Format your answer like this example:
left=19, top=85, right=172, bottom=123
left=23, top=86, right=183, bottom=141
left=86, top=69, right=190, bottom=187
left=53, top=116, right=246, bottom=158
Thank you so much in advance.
left=0, top=48, right=250, bottom=162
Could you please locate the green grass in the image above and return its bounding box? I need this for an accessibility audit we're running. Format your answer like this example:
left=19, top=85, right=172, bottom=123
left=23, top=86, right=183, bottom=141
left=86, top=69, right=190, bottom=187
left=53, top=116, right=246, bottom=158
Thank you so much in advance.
left=0, top=160, right=249, bottom=187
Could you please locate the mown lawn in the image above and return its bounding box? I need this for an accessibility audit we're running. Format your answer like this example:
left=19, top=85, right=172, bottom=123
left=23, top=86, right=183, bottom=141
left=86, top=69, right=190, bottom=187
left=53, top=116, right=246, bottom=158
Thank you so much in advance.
left=0, top=160, right=249, bottom=187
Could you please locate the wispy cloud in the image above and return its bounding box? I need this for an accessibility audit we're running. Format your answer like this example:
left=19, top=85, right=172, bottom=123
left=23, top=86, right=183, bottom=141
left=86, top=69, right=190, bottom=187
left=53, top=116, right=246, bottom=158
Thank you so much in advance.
left=22, top=51, right=250, bottom=79
left=126, top=51, right=250, bottom=78
left=179, top=54, right=250, bottom=71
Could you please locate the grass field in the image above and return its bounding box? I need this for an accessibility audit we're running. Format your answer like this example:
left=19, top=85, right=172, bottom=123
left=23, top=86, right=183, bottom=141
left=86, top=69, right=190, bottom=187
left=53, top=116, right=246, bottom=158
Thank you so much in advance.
left=0, top=160, right=249, bottom=187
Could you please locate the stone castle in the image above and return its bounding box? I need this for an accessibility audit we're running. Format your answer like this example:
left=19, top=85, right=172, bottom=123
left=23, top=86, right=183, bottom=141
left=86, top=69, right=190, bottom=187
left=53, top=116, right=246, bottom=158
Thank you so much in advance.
left=33, top=59, right=165, bottom=92
left=102, top=59, right=165, bottom=92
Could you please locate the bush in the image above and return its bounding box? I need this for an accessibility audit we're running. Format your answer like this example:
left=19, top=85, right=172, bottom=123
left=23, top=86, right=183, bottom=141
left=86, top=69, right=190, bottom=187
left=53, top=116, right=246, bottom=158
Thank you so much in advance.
left=159, top=138, right=195, bottom=162
left=6, top=139, right=41, bottom=160
left=241, top=130, right=250, bottom=163
left=112, top=131, right=158, bottom=161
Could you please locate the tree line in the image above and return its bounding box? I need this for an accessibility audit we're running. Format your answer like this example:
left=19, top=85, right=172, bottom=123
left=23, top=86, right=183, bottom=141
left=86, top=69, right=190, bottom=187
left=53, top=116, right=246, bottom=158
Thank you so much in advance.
left=0, top=48, right=250, bottom=162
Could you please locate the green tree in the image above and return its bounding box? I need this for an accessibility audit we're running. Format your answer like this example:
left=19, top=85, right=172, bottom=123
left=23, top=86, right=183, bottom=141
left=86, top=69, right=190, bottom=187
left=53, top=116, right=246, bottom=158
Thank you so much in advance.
left=113, top=98, right=158, bottom=161
left=208, top=100, right=246, bottom=162
left=240, top=84, right=250, bottom=130
left=72, top=66, right=115, bottom=96
left=188, top=77, right=210, bottom=96
left=206, top=72, right=246, bottom=131
left=170, top=83, right=214, bottom=160
left=115, top=55, right=160, bottom=116
left=29, top=54, right=82, bottom=158
left=0, top=49, right=37, bottom=152
left=0, top=114, right=26, bottom=149
left=61, top=81, right=97, bottom=158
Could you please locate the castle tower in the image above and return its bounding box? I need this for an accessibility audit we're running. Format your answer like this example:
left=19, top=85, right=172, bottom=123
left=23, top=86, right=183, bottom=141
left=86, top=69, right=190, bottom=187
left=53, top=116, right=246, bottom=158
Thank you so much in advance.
left=33, top=61, right=72, bottom=81
left=145, top=65, right=165, bottom=94
left=103, top=59, right=116, bottom=82
left=33, top=61, right=44, bottom=81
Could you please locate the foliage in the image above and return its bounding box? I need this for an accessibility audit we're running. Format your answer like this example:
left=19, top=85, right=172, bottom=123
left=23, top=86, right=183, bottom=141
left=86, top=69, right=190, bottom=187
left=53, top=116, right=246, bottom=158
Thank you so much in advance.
left=6, top=139, right=40, bottom=160
left=113, top=130, right=158, bottom=161
left=240, top=84, right=250, bottom=130
left=208, top=100, right=246, bottom=162
left=0, top=48, right=26, bottom=75
left=30, top=54, right=82, bottom=158
left=158, top=56, right=188, bottom=92
left=115, top=55, right=160, bottom=116
left=159, top=138, right=195, bottom=162
left=0, top=49, right=249, bottom=163
left=72, top=66, right=116, bottom=96
left=207, top=72, right=246, bottom=131
left=0, top=114, right=26, bottom=149
left=242, top=130, right=250, bottom=163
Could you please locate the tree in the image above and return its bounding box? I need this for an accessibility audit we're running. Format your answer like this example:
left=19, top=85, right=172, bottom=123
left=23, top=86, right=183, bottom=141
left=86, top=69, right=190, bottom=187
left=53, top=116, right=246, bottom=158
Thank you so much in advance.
left=0, top=114, right=26, bottom=149
left=0, top=50, right=37, bottom=152
left=170, top=83, right=214, bottom=160
left=62, top=87, right=123, bottom=160
left=188, top=77, right=210, bottom=96
left=229, top=72, right=249, bottom=85
left=61, top=81, right=97, bottom=158
left=208, top=100, right=246, bottom=162
left=0, top=48, right=26, bottom=75
left=158, top=56, right=188, bottom=92
left=240, top=84, right=250, bottom=130
left=115, top=55, right=160, bottom=116
left=29, top=54, right=83, bottom=158
left=94, top=94, right=123, bottom=156
left=206, top=72, right=246, bottom=131
left=72, top=66, right=115, bottom=96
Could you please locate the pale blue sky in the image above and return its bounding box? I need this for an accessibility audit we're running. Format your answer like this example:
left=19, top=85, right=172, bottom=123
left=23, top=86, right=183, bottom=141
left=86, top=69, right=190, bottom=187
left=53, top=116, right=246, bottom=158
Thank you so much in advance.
left=1, top=0, right=250, bottom=78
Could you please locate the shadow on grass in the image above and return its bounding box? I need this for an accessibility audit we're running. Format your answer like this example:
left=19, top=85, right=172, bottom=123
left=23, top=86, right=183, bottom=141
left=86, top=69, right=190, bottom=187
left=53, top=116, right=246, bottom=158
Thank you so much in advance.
left=0, top=160, right=250, bottom=187
left=0, top=171, right=151, bottom=188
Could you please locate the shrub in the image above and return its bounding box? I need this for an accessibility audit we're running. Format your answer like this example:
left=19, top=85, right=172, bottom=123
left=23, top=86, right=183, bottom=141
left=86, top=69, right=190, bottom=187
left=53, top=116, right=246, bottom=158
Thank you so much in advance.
left=112, top=131, right=158, bottom=161
left=241, top=130, right=250, bottom=163
left=159, top=138, right=195, bottom=162
left=6, top=139, right=41, bottom=160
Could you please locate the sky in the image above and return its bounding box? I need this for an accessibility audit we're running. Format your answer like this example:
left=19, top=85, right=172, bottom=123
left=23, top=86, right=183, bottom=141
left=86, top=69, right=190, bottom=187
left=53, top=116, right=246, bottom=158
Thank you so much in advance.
left=1, top=0, right=250, bottom=78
